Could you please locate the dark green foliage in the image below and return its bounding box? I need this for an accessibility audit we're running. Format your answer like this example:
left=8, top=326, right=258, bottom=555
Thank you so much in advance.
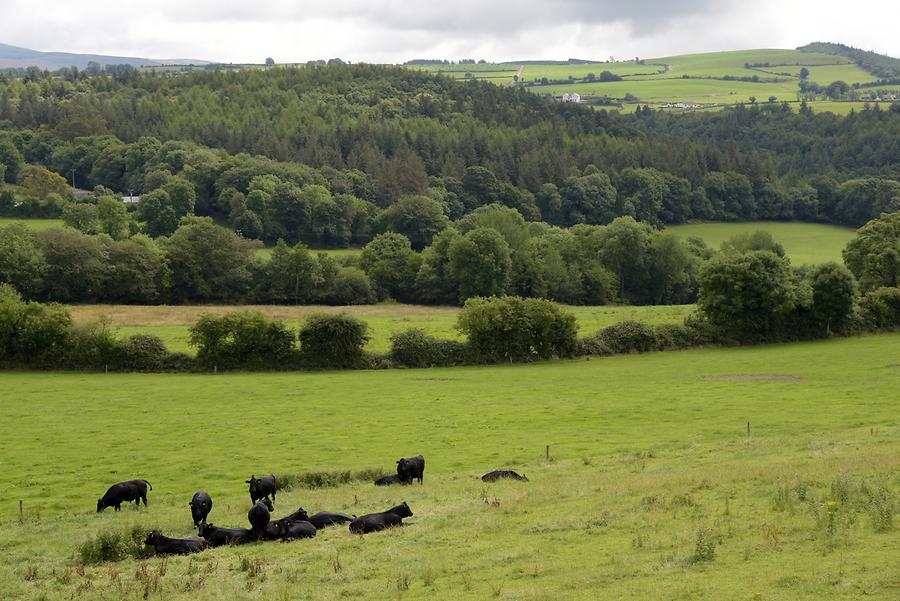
left=809, top=262, right=858, bottom=334
left=389, top=328, right=472, bottom=367
left=594, top=320, right=659, bottom=354
left=359, top=233, right=421, bottom=301
left=858, top=287, right=900, bottom=331
left=376, top=195, right=449, bottom=250
left=326, top=267, right=375, bottom=305
left=115, top=334, right=178, bottom=372
left=456, top=296, right=577, bottom=362
left=189, top=311, right=296, bottom=370
left=843, top=211, right=900, bottom=292
left=449, top=227, right=512, bottom=301
left=298, top=313, right=370, bottom=368
left=698, top=251, right=799, bottom=341
left=0, top=223, right=47, bottom=297
left=0, top=284, right=71, bottom=366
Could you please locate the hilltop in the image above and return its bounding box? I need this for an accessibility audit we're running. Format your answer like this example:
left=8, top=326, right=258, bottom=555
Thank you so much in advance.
left=0, top=42, right=209, bottom=70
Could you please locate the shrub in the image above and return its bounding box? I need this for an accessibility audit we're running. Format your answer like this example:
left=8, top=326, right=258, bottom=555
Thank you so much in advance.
left=77, top=526, right=152, bottom=565
left=115, top=334, right=175, bottom=372
left=0, top=285, right=71, bottom=367
left=654, top=322, right=710, bottom=350
left=277, top=467, right=383, bottom=491
left=456, top=296, right=577, bottom=362
left=858, top=287, right=900, bottom=331
left=328, top=267, right=375, bottom=305
left=189, top=311, right=296, bottom=370
left=62, top=320, right=119, bottom=369
left=595, top=320, right=659, bottom=354
left=298, top=313, right=370, bottom=368
left=690, top=524, right=717, bottom=563
left=389, top=328, right=472, bottom=367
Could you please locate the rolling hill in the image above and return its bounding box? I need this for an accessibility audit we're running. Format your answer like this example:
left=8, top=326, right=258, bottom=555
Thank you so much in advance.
left=0, top=42, right=209, bottom=70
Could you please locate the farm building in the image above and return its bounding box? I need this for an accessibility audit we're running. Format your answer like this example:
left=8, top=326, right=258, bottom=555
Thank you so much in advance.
left=560, top=92, right=581, bottom=103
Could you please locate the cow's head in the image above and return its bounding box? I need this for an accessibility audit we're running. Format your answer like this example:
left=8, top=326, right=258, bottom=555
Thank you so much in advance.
left=396, top=501, right=413, bottom=518
left=198, top=522, right=213, bottom=537
left=144, top=530, right=161, bottom=546
left=96, top=498, right=105, bottom=513
left=296, top=507, right=308, bottom=521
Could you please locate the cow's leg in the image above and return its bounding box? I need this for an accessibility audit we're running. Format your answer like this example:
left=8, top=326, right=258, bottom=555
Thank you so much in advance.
left=115, top=503, right=121, bottom=512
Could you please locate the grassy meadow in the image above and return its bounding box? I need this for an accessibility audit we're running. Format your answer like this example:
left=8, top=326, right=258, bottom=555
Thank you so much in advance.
left=666, top=221, right=856, bottom=266
left=0, top=333, right=898, bottom=600
left=0, top=217, right=65, bottom=230
left=68, top=303, right=694, bottom=355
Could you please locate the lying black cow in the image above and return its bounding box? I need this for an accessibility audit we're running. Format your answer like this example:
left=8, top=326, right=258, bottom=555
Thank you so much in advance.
left=96, top=479, right=152, bottom=512
left=189, top=491, right=213, bottom=526
left=264, top=506, right=309, bottom=541
left=247, top=498, right=273, bottom=537
left=144, top=530, right=207, bottom=555
left=374, top=474, right=405, bottom=486
left=198, top=523, right=253, bottom=547
left=246, top=474, right=277, bottom=505
left=272, top=520, right=317, bottom=541
left=349, top=502, right=413, bottom=534
left=307, top=511, right=355, bottom=529
left=481, top=470, right=529, bottom=482
left=396, top=455, right=425, bottom=484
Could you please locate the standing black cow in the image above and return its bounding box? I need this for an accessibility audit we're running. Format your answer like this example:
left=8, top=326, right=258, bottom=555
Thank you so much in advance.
left=396, top=455, right=425, bottom=484
left=96, top=479, right=152, bottom=512
left=188, top=491, right=213, bottom=526
left=245, top=474, right=277, bottom=505
left=307, top=511, right=355, bottom=529
left=247, top=498, right=273, bottom=538
left=198, top=523, right=254, bottom=547
left=349, top=502, right=413, bottom=534
left=144, top=531, right=207, bottom=555
left=481, top=470, right=529, bottom=482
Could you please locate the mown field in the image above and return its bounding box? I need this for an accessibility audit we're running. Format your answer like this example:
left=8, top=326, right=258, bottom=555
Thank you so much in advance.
left=0, top=217, right=64, bottom=230
left=666, top=221, right=856, bottom=266
left=1, top=333, right=898, bottom=600
left=68, top=304, right=694, bottom=355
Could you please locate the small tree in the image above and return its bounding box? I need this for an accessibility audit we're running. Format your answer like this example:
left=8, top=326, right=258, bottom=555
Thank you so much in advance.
left=265, top=57, right=275, bottom=66
left=189, top=311, right=295, bottom=369
left=298, top=313, right=370, bottom=368
left=809, top=262, right=858, bottom=334
left=799, top=67, right=809, bottom=79
left=456, top=296, right=577, bottom=362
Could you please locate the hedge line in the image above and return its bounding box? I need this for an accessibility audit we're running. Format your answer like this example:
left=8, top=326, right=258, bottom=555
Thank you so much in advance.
left=2, top=288, right=899, bottom=373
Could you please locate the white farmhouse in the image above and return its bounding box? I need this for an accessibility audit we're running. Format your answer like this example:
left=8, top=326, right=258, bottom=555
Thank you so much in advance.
left=561, top=92, right=581, bottom=103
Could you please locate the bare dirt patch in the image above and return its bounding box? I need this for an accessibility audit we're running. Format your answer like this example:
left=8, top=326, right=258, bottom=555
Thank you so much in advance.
left=703, top=375, right=803, bottom=382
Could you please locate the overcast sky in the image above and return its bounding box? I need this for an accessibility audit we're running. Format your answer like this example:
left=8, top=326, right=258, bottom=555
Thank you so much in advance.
left=2, top=0, right=898, bottom=63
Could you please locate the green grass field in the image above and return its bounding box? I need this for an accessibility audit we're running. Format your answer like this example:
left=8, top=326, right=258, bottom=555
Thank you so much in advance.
left=254, top=246, right=363, bottom=260
left=68, top=303, right=694, bottom=355
left=666, top=221, right=856, bottom=265
left=1, top=333, right=898, bottom=600
left=0, top=218, right=65, bottom=230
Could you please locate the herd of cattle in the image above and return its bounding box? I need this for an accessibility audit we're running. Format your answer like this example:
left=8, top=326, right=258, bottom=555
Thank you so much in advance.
left=94, top=455, right=528, bottom=556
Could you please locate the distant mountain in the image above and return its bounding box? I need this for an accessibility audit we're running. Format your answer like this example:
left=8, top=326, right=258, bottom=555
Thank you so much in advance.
left=0, top=42, right=210, bottom=70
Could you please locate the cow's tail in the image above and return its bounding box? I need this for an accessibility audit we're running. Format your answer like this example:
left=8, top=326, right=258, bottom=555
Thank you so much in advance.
left=144, top=480, right=153, bottom=490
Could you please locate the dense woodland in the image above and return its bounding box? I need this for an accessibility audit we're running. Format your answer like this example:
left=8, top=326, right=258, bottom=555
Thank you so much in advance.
left=0, top=65, right=899, bottom=307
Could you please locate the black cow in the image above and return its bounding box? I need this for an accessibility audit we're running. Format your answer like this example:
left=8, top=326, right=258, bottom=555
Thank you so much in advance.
left=188, top=491, right=213, bottom=526
left=247, top=499, right=273, bottom=537
left=374, top=474, right=405, bottom=486
left=481, top=470, right=529, bottom=482
left=144, top=530, right=207, bottom=555
left=245, top=474, right=277, bottom=505
left=349, top=502, right=413, bottom=534
left=198, top=523, right=254, bottom=547
left=396, top=455, right=425, bottom=484
left=264, top=506, right=309, bottom=541
left=275, top=520, right=317, bottom=541
left=307, top=511, right=355, bottom=529
left=96, top=479, right=152, bottom=512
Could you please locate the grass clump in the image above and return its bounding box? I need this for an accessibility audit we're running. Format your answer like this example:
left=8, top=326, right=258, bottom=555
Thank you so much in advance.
left=77, top=526, right=152, bottom=565
left=278, top=467, right=383, bottom=491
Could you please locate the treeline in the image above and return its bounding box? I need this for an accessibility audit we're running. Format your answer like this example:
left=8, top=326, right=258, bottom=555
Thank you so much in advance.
left=0, top=65, right=898, bottom=227
left=2, top=214, right=898, bottom=372
left=0, top=206, right=707, bottom=306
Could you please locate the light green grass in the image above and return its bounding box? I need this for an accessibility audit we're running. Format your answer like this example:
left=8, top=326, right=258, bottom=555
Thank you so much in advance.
left=534, top=77, right=800, bottom=104
left=0, top=333, right=898, bottom=599
left=70, top=303, right=694, bottom=355
left=666, top=221, right=856, bottom=265
left=254, top=246, right=363, bottom=260
left=780, top=63, right=879, bottom=85
left=0, top=218, right=64, bottom=230
left=520, top=61, right=663, bottom=81
left=648, top=49, right=851, bottom=79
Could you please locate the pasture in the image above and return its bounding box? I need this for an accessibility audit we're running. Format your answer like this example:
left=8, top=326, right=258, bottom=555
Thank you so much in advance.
left=0, top=333, right=898, bottom=600
left=67, top=303, right=694, bottom=355
left=665, top=221, right=856, bottom=266
left=0, top=218, right=65, bottom=230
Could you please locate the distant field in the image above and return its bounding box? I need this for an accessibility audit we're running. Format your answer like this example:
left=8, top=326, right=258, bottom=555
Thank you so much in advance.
left=68, top=303, right=694, bottom=355
left=1, top=333, right=898, bottom=599
left=535, top=77, right=800, bottom=104
left=0, top=218, right=64, bottom=230
left=520, top=61, right=663, bottom=81
left=781, top=63, right=879, bottom=84
left=254, top=246, right=363, bottom=260
left=666, top=221, right=856, bottom=265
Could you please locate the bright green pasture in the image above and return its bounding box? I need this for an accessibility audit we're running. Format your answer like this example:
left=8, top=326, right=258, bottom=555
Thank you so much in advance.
left=254, top=246, right=362, bottom=260
left=648, top=49, right=851, bottom=79
left=779, top=63, right=879, bottom=84
left=0, top=333, right=898, bottom=600
left=535, top=77, right=800, bottom=104
left=73, top=303, right=693, bottom=355
left=520, top=61, right=663, bottom=81
left=0, top=218, right=64, bottom=230
left=666, top=221, right=856, bottom=266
